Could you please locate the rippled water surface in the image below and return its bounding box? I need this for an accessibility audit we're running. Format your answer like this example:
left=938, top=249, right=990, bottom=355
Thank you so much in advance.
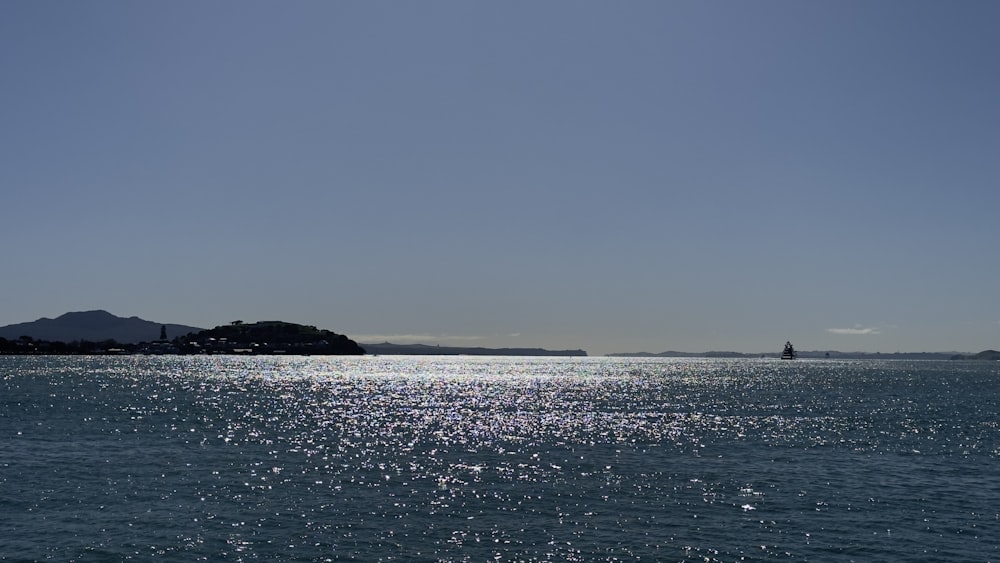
left=2, top=356, right=999, bottom=561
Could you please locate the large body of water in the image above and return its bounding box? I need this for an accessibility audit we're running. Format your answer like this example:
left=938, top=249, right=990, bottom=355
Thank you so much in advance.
left=2, top=356, right=999, bottom=561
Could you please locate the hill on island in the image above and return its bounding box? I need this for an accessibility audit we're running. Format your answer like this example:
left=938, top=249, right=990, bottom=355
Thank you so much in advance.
left=176, top=321, right=365, bottom=355
left=0, top=310, right=203, bottom=344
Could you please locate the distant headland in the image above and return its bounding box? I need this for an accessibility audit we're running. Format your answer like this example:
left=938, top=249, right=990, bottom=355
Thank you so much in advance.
left=955, top=349, right=1000, bottom=361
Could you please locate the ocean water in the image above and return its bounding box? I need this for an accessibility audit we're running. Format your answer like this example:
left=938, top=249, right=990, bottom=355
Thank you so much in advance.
left=1, top=356, right=999, bottom=562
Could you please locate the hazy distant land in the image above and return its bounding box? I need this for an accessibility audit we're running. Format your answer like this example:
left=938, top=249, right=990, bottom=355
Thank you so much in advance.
left=361, top=342, right=587, bottom=357
left=0, top=311, right=996, bottom=359
left=608, top=350, right=1000, bottom=361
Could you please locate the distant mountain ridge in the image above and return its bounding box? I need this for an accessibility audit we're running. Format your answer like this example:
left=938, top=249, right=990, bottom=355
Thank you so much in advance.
left=0, top=310, right=204, bottom=344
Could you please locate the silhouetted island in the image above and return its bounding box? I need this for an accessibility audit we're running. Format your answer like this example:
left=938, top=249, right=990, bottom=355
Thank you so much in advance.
left=173, top=321, right=365, bottom=355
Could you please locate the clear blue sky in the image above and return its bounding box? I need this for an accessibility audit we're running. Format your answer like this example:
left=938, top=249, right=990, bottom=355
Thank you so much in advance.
left=3, top=1, right=998, bottom=355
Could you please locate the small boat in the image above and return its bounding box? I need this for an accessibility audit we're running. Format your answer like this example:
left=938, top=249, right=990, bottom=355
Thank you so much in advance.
left=781, top=341, right=797, bottom=360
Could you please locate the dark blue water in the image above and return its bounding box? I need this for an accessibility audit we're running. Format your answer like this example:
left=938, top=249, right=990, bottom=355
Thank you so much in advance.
left=2, top=356, right=999, bottom=561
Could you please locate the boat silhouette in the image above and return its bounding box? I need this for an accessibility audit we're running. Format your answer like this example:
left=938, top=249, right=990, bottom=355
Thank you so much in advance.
left=781, top=341, right=797, bottom=360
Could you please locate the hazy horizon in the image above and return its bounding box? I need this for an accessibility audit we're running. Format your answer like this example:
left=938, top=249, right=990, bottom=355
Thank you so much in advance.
left=3, top=2, right=999, bottom=356
left=0, top=309, right=990, bottom=357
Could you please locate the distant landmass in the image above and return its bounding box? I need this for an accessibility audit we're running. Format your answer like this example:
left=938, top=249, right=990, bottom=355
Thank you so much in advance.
left=0, top=310, right=203, bottom=344
left=953, top=349, right=1000, bottom=361
left=0, top=312, right=365, bottom=355
left=362, top=342, right=587, bottom=356
left=609, top=350, right=998, bottom=360
left=1, top=310, right=573, bottom=356
left=3, top=311, right=993, bottom=360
